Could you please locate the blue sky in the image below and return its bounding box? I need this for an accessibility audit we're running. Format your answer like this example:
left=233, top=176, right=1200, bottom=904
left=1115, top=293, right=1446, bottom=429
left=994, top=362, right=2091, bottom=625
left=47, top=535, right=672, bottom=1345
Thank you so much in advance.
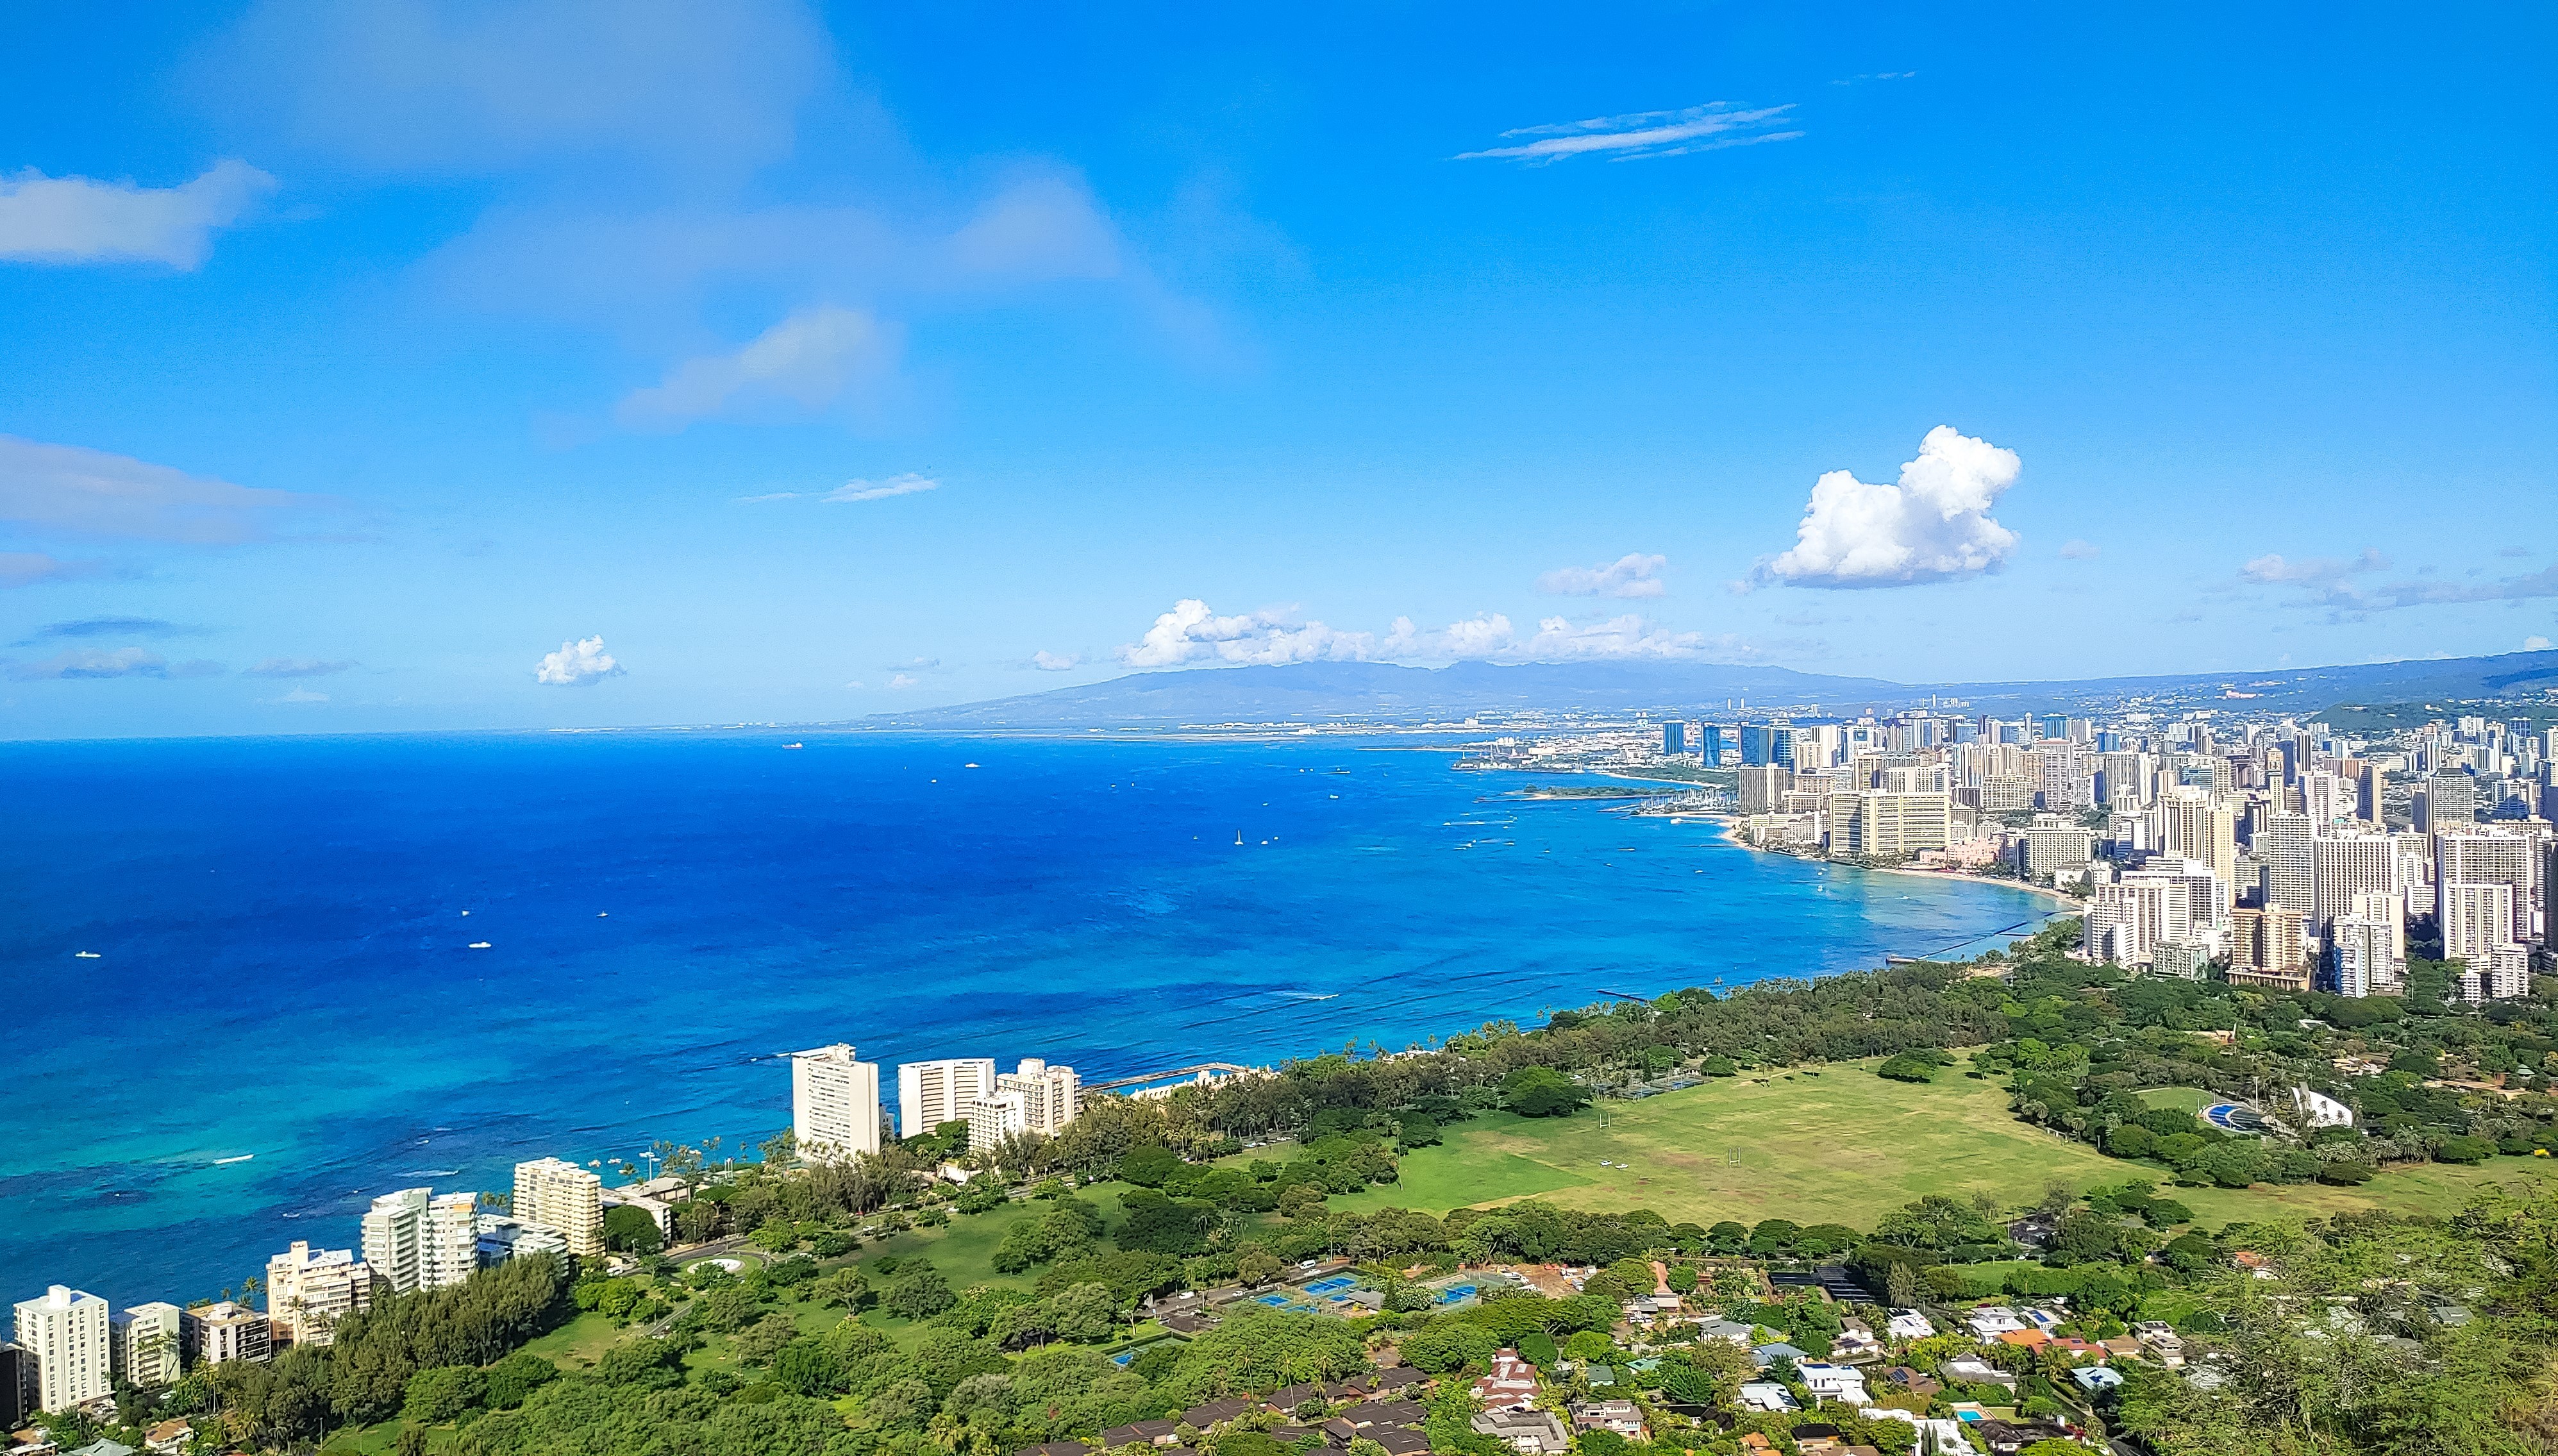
left=2, top=1, right=2553, bottom=737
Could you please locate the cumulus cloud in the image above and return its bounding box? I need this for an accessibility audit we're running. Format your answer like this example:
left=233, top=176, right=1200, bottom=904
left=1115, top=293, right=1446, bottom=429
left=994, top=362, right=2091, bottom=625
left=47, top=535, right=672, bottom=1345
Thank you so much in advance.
left=1459, top=103, right=1802, bottom=164
left=887, top=672, right=919, bottom=689
left=1117, top=599, right=1763, bottom=668
left=2240, top=549, right=2389, bottom=585
left=0, top=160, right=276, bottom=267
left=2527, top=635, right=2552, bottom=651
left=1539, top=553, right=1666, bottom=599
left=1032, top=650, right=1082, bottom=671
left=0, top=434, right=321, bottom=544
left=615, top=306, right=902, bottom=430
left=2059, top=539, right=2100, bottom=560
left=1759, top=426, right=2022, bottom=589
left=8, top=648, right=222, bottom=680
left=246, top=657, right=356, bottom=677
left=534, top=635, right=621, bottom=685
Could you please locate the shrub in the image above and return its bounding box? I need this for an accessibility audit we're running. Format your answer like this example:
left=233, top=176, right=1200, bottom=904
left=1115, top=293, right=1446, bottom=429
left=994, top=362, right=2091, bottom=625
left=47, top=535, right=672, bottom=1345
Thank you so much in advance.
left=2436, top=1135, right=2496, bottom=1165
left=1877, top=1054, right=1937, bottom=1084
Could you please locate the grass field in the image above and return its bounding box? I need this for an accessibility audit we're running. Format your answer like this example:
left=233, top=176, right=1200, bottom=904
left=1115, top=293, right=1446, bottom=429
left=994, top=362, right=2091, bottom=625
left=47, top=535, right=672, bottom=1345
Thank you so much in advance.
left=1333, top=1067, right=2558, bottom=1229
left=1335, top=1069, right=2129, bottom=1226
left=2135, top=1087, right=2214, bottom=1112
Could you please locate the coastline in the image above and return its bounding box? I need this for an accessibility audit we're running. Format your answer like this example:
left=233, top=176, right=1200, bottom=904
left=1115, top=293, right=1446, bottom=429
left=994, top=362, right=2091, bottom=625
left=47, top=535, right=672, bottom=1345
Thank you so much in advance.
left=1701, top=814, right=2084, bottom=909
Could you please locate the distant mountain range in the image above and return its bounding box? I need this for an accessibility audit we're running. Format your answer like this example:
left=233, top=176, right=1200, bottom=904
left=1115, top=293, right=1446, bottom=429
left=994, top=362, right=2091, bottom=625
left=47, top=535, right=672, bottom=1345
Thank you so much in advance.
left=874, top=649, right=2558, bottom=728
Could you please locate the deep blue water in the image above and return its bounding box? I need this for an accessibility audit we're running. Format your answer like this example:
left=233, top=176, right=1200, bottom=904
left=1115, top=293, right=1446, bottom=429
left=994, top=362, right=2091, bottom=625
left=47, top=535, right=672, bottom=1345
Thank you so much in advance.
left=0, top=732, right=2055, bottom=1307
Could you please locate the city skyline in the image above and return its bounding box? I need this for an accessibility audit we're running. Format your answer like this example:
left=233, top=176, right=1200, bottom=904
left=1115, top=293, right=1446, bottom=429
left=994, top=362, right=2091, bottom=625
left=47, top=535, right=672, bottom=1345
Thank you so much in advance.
left=2, top=2, right=2553, bottom=739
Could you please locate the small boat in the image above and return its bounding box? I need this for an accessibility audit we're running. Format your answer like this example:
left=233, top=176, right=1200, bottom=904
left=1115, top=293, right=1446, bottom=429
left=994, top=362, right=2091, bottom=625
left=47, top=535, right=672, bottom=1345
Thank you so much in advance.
left=467, top=941, right=492, bottom=950
left=1234, top=832, right=1243, bottom=845
left=782, top=742, right=803, bottom=749
left=598, top=911, right=608, bottom=917
left=964, top=762, right=980, bottom=768
left=212, top=1154, right=254, bottom=1166
left=74, top=951, right=100, bottom=959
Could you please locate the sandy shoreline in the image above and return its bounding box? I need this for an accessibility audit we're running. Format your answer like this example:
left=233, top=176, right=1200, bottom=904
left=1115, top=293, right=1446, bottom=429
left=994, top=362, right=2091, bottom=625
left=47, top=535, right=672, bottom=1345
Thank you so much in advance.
left=1680, top=814, right=2084, bottom=910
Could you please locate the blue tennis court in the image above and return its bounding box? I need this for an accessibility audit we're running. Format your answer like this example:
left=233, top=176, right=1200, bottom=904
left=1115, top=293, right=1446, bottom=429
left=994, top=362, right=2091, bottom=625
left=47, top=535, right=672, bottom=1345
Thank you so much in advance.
left=1435, top=1284, right=1477, bottom=1303
left=1257, top=1294, right=1294, bottom=1307
left=1303, top=1276, right=1356, bottom=1294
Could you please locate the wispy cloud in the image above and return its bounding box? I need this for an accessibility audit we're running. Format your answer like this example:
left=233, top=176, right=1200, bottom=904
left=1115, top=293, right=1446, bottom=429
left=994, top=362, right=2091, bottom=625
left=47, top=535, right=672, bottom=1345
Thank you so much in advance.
left=8, top=648, right=224, bottom=680
left=0, top=160, right=276, bottom=267
left=0, top=552, right=108, bottom=589
left=246, top=657, right=356, bottom=677
left=2058, top=539, right=2100, bottom=560
left=1032, top=650, right=1081, bottom=671
left=0, top=434, right=322, bottom=544
left=1457, top=103, right=1801, bottom=165
left=615, top=305, right=902, bottom=430
left=1830, top=71, right=1918, bottom=86
left=1539, top=553, right=1666, bottom=599
left=743, top=472, right=940, bottom=505
left=2243, top=549, right=2558, bottom=617
left=31, top=616, right=202, bottom=639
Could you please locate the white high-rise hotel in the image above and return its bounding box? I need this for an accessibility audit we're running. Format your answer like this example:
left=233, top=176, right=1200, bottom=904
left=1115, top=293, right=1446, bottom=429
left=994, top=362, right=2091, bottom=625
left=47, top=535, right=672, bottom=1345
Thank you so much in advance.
left=898, top=1057, right=998, bottom=1139
left=967, top=1059, right=1082, bottom=1151
left=792, top=1044, right=883, bottom=1159
left=361, top=1187, right=481, bottom=1293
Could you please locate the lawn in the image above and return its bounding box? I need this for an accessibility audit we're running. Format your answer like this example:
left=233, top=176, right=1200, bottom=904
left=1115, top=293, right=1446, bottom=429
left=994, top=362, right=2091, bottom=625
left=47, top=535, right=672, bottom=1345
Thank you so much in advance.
left=2134, top=1087, right=2214, bottom=1112
left=1332, top=1068, right=2558, bottom=1230
left=1335, top=1069, right=2130, bottom=1226
left=520, top=1309, right=628, bottom=1370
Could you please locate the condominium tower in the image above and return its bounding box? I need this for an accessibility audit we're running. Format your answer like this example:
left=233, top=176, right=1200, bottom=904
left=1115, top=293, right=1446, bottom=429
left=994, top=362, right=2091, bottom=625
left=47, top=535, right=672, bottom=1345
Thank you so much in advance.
left=897, top=1057, right=998, bottom=1140
left=265, top=1242, right=378, bottom=1347
left=514, top=1158, right=605, bottom=1257
left=110, top=1302, right=181, bottom=1389
left=13, top=1285, right=110, bottom=1411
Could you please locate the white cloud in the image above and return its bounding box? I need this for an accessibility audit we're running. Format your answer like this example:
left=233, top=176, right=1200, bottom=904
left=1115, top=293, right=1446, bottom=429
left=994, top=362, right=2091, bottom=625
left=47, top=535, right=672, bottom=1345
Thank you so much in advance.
left=2240, top=549, right=2389, bottom=585
left=1119, top=599, right=1379, bottom=668
left=1458, top=103, right=1802, bottom=165
left=949, top=173, right=1123, bottom=281
left=0, top=433, right=319, bottom=544
left=1759, top=426, right=2023, bottom=589
left=0, top=160, right=276, bottom=268
left=1032, top=650, right=1082, bottom=671
left=0, top=551, right=106, bottom=588
left=534, top=635, right=621, bottom=685
left=1538, top=553, right=1666, bottom=599
left=273, top=687, right=330, bottom=703
left=8, top=647, right=223, bottom=680
left=246, top=657, right=356, bottom=677
left=2527, top=635, right=2552, bottom=651
left=826, top=473, right=937, bottom=503
left=203, top=0, right=826, bottom=176
left=2059, top=539, right=2100, bottom=560
left=1119, top=599, right=1762, bottom=668
left=615, top=305, right=901, bottom=429
left=888, top=672, right=919, bottom=689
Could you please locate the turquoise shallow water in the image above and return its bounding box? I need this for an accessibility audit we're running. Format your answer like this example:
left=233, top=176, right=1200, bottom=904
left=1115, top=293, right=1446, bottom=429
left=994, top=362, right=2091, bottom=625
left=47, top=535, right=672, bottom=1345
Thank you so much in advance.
left=0, top=732, right=2053, bottom=1306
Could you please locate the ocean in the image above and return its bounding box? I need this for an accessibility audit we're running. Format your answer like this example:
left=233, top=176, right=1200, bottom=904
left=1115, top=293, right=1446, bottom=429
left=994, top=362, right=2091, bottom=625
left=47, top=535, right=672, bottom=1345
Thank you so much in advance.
left=0, top=731, right=2056, bottom=1307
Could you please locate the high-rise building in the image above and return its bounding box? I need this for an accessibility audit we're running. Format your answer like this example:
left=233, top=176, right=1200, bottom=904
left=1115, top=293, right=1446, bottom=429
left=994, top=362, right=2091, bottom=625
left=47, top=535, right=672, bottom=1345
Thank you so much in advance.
left=2021, top=816, right=2094, bottom=878
left=1737, top=764, right=1791, bottom=814
left=2310, top=833, right=2395, bottom=936
left=181, top=1302, right=271, bottom=1368
left=966, top=1059, right=1082, bottom=1150
left=110, top=1303, right=181, bottom=1389
left=0, top=1341, right=31, bottom=1428
left=1698, top=724, right=1726, bottom=766
left=898, top=1058, right=999, bottom=1140
left=2420, top=771, right=2477, bottom=832
left=2437, top=831, right=2539, bottom=944
left=2083, top=874, right=2193, bottom=967
left=1661, top=721, right=1685, bottom=756
left=1845, top=791, right=1950, bottom=857
left=13, top=1285, right=111, bottom=1412
left=2443, top=882, right=2517, bottom=962
left=514, top=1158, right=605, bottom=1257
left=2155, top=787, right=2237, bottom=908
left=2228, top=906, right=2309, bottom=990
left=424, top=1192, right=480, bottom=1289
left=265, top=1243, right=377, bottom=1348
left=361, top=1187, right=429, bottom=1294
left=2328, top=915, right=2402, bottom=999
left=792, top=1044, right=884, bottom=1161
left=2253, top=812, right=2314, bottom=916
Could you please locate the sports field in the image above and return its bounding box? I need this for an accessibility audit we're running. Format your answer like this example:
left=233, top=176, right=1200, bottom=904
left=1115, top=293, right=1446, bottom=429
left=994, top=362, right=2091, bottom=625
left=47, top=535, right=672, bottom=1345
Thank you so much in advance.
left=1334, top=1068, right=2558, bottom=1228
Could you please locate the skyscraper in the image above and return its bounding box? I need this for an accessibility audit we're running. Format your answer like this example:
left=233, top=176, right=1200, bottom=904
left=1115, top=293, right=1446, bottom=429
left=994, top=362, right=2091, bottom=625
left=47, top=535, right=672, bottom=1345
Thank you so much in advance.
left=898, top=1057, right=998, bottom=1139
left=1661, top=721, right=1684, bottom=756
left=2252, top=812, right=2314, bottom=916
left=2310, top=833, right=2395, bottom=937
left=265, top=1243, right=377, bottom=1348
left=791, top=1044, right=883, bottom=1160
left=2443, top=882, right=2517, bottom=962
left=360, top=1187, right=429, bottom=1294
left=2437, top=830, right=2539, bottom=945
left=2420, top=771, right=2477, bottom=832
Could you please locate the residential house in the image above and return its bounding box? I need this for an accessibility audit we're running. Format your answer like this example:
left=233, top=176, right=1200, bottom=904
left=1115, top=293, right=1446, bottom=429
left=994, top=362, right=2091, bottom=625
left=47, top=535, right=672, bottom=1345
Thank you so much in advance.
left=1569, top=1401, right=1645, bottom=1439
left=1367, top=1432, right=1431, bottom=1456
left=1964, top=1307, right=2027, bottom=1339
left=140, top=1423, right=191, bottom=1456
left=1941, top=1355, right=2018, bottom=1390
left=1694, top=1318, right=1757, bottom=1346
left=1827, top=1326, right=1884, bottom=1364
left=1016, top=1444, right=1092, bottom=1456
left=1180, top=1399, right=1255, bottom=1429
left=1266, top=1384, right=1328, bottom=1413
left=1788, top=1425, right=1842, bottom=1455
left=1470, top=1351, right=1541, bottom=1409
left=1348, top=1401, right=1426, bottom=1430
left=1885, top=1310, right=1936, bottom=1341
left=1099, top=1421, right=1179, bottom=1448
left=2132, top=1321, right=2184, bottom=1366
left=1469, top=1409, right=1568, bottom=1455
left=1369, top=1368, right=1432, bottom=1394
left=1736, top=1382, right=1800, bottom=1414
left=1973, top=1420, right=2076, bottom=1455
left=1796, top=1362, right=1868, bottom=1407
left=2071, top=1367, right=2125, bottom=1394
left=1873, top=1366, right=1939, bottom=1400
